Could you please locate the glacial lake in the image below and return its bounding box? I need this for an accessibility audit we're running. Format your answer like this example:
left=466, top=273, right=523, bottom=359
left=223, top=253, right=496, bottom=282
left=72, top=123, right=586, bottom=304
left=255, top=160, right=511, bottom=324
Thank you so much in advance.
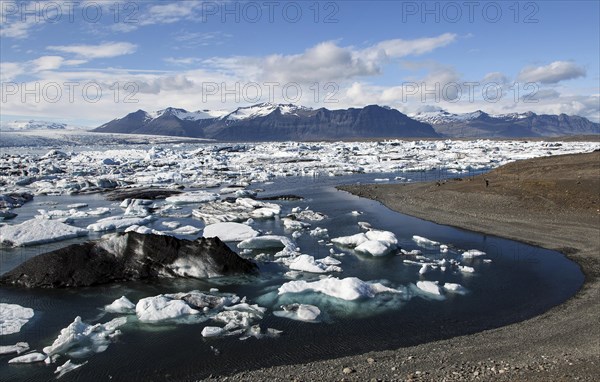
left=0, top=171, right=584, bottom=381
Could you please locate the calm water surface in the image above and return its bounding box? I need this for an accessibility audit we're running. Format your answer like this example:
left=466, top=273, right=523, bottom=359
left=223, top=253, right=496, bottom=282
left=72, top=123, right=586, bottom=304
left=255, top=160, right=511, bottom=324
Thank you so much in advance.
left=0, top=171, right=583, bottom=381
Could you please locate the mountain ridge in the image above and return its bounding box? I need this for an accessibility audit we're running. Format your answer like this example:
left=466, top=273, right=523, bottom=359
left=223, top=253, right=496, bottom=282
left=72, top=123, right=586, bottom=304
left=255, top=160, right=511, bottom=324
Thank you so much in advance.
left=93, top=104, right=600, bottom=140
left=410, top=109, right=599, bottom=138
left=94, top=103, right=440, bottom=141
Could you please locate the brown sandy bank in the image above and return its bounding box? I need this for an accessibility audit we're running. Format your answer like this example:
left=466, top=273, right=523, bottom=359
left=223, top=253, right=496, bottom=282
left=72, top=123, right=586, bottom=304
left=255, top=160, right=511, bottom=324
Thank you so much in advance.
left=222, top=151, right=599, bottom=382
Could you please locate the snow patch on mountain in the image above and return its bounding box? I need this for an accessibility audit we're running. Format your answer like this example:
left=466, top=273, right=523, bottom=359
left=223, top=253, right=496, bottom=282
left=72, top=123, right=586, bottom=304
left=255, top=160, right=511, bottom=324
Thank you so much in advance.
left=148, top=107, right=228, bottom=121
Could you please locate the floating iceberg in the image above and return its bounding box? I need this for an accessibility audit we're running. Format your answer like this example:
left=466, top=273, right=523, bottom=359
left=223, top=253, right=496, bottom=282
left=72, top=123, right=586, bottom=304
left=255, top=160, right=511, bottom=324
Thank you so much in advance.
left=8, top=352, right=46, bottom=364
left=0, top=303, right=34, bottom=335
left=412, top=235, right=440, bottom=247
left=461, top=249, right=487, bottom=258
left=459, top=265, right=475, bottom=273
left=136, top=295, right=200, bottom=322
left=193, top=198, right=280, bottom=224
left=273, top=304, right=321, bottom=322
left=332, top=230, right=398, bottom=256
left=43, top=316, right=126, bottom=358
left=87, top=215, right=155, bottom=232
left=124, top=224, right=164, bottom=235
left=355, top=240, right=393, bottom=256
left=288, top=255, right=342, bottom=274
left=443, top=283, right=468, bottom=294
left=278, top=277, right=399, bottom=301
left=331, top=233, right=368, bottom=247
left=201, top=326, right=225, bottom=337
left=238, top=235, right=294, bottom=250
left=0, top=342, right=29, bottom=355
left=214, top=303, right=266, bottom=331
left=55, top=360, right=88, bottom=378
left=104, top=296, right=136, bottom=314
left=165, top=191, right=219, bottom=205
left=0, top=219, right=88, bottom=247
left=203, top=222, right=258, bottom=242
left=416, top=280, right=443, bottom=295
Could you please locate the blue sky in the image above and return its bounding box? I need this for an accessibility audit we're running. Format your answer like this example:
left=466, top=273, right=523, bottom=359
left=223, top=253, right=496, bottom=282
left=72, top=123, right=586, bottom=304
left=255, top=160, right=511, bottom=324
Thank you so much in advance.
left=1, top=0, right=598, bottom=126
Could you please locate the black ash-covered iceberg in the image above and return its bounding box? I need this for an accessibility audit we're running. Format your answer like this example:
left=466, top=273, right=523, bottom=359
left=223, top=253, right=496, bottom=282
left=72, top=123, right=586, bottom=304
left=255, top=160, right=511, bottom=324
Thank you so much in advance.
left=0, top=232, right=257, bottom=288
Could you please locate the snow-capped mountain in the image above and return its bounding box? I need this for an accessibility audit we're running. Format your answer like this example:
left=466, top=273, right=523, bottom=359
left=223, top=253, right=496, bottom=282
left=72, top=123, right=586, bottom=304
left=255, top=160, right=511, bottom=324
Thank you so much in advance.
left=223, top=103, right=313, bottom=121
left=94, top=104, right=598, bottom=140
left=411, top=109, right=599, bottom=138
left=147, top=107, right=229, bottom=121
left=94, top=103, right=439, bottom=140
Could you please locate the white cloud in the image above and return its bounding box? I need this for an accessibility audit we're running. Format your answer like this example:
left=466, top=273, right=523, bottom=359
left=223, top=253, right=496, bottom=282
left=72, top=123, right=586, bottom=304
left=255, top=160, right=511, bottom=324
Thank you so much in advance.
left=172, top=31, right=232, bottom=49
left=204, top=34, right=457, bottom=84
left=142, top=1, right=202, bottom=24
left=47, top=42, right=137, bottom=59
left=0, top=20, right=34, bottom=39
left=361, top=33, right=457, bottom=61
left=0, top=62, right=24, bottom=82
left=164, top=57, right=203, bottom=66
left=30, top=56, right=65, bottom=72
left=518, top=61, right=586, bottom=84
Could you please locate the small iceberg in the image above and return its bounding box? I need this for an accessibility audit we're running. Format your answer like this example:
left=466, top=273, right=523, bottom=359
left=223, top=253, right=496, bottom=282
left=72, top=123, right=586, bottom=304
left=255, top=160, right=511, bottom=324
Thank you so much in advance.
left=412, top=235, right=440, bottom=247
left=8, top=352, right=47, bottom=364
left=278, top=276, right=399, bottom=301
left=104, top=296, right=136, bottom=314
left=0, top=219, right=87, bottom=247
left=165, top=191, right=219, bottom=205
left=136, top=295, right=200, bottom=322
left=461, top=249, right=486, bottom=258
left=273, top=304, right=321, bottom=322
left=203, top=222, right=258, bottom=242
left=0, top=303, right=34, bottom=335
left=416, top=280, right=443, bottom=295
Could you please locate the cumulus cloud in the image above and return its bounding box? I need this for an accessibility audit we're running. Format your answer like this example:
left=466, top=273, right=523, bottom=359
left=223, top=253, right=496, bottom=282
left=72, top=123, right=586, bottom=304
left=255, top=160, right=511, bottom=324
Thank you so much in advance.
left=30, top=56, right=66, bottom=72
left=517, top=61, right=586, bottom=84
left=47, top=42, right=138, bottom=59
left=204, top=34, right=457, bottom=84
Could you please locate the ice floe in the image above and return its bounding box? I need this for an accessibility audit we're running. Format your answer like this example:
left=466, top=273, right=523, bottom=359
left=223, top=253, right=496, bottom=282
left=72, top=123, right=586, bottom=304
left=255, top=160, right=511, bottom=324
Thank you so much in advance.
left=459, top=265, right=476, bottom=273
left=192, top=198, right=281, bottom=224
left=412, top=235, right=440, bottom=247
left=203, top=222, right=258, bottom=242
left=443, top=283, right=468, bottom=294
left=287, top=255, right=342, bottom=274
left=0, top=219, right=87, bottom=247
left=55, top=359, right=88, bottom=378
left=43, top=316, right=126, bottom=358
left=238, top=235, right=295, bottom=250
left=278, top=276, right=399, bottom=301
left=8, top=352, right=47, bottom=364
left=202, top=326, right=225, bottom=337
left=165, top=191, right=219, bottom=204
left=0, top=342, right=29, bottom=355
left=0, top=303, right=34, bottom=335
left=273, top=304, right=321, bottom=322
left=87, top=215, right=155, bottom=232
left=136, top=295, right=200, bottom=322
left=461, top=249, right=486, bottom=258
left=416, top=280, right=443, bottom=295
left=332, top=229, right=398, bottom=256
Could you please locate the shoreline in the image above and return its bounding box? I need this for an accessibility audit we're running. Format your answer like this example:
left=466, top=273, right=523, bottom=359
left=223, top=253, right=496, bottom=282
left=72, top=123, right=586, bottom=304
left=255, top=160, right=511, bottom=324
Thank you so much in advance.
left=225, top=151, right=599, bottom=381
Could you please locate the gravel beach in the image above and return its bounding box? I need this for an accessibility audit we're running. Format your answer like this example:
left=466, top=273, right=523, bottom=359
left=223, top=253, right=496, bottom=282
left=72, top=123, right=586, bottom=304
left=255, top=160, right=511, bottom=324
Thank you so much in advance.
left=221, top=151, right=599, bottom=381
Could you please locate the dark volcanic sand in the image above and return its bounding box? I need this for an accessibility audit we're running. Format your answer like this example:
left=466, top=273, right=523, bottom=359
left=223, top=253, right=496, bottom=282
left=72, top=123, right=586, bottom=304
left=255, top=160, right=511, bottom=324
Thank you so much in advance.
left=220, top=151, right=599, bottom=381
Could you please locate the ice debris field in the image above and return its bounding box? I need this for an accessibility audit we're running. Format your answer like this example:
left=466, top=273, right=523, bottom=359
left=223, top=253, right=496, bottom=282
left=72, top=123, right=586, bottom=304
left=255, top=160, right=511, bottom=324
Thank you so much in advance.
left=0, top=139, right=597, bottom=378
